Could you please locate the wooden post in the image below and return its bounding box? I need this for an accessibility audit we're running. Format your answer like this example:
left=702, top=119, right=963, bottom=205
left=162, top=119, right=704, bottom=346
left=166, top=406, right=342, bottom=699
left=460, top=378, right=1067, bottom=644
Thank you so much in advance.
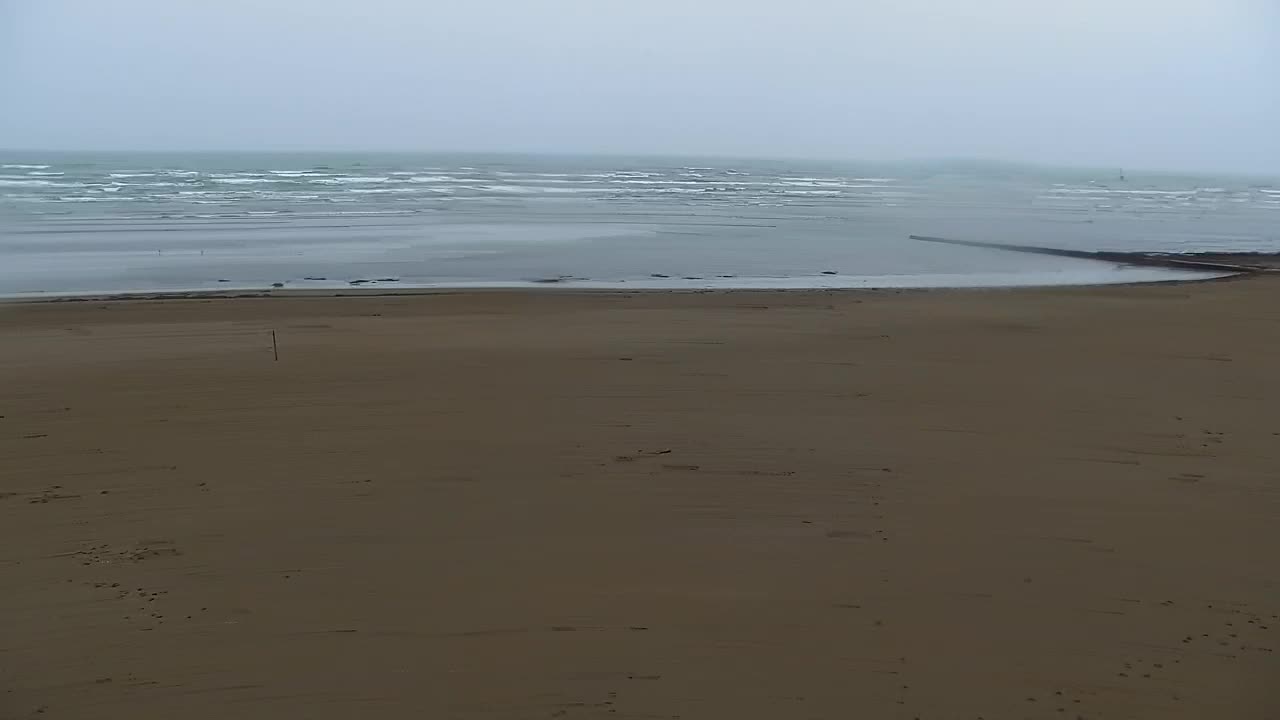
left=271, top=330, right=279, bottom=362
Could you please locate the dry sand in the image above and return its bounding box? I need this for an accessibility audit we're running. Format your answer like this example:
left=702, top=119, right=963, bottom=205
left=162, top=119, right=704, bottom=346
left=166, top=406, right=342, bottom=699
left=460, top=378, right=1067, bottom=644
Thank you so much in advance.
left=2, top=278, right=1278, bottom=719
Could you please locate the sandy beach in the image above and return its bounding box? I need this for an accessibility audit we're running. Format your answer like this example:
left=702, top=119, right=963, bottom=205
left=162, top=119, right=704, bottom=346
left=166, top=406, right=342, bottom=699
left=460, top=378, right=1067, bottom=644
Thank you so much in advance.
left=2, top=277, right=1278, bottom=719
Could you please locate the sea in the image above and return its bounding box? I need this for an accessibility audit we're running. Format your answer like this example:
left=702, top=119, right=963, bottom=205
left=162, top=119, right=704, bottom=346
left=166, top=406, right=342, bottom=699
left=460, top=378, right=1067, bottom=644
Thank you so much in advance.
left=2, top=151, right=1277, bottom=297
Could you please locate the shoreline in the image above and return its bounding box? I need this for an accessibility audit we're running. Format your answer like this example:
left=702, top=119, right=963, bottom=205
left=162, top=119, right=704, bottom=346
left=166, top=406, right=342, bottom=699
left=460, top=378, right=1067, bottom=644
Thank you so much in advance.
left=0, top=269, right=1242, bottom=304
left=4, top=275, right=1278, bottom=718
left=5, top=250, right=1272, bottom=304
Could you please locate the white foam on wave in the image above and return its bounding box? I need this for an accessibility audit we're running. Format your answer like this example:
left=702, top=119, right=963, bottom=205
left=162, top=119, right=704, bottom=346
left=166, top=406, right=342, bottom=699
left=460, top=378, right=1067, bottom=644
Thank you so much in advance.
left=1048, top=187, right=1193, bottom=198
left=269, top=170, right=334, bottom=177
left=407, top=175, right=472, bottom=183
left=611, top=179, right=711, bottom=186
left=478, top=185, right=537, bottom=194
left=28, top=171, right=64, bottom=176
left=528, top=186, right=613, bottom=194
left=312, top=176, right=391, bottom=184
left=0, top=178, right=53, bottom=186
left=2, top=164, right=50, bottom=170
left=109, top=172, right=156, bottom=178
left=304, top=209, right=415, bottom=216
left=1047, top=187, right=1106, bottom=195
left=210, top=177, right=282, bottom=185
left=494, top=171, right=581, bottom=179
left=774, top=180, right=892, bottom=191
left=454, top=183, right=610, bottom=194
left=498, top=177, right=590, bottom=185
left=777, top=175, right=900, bottom=186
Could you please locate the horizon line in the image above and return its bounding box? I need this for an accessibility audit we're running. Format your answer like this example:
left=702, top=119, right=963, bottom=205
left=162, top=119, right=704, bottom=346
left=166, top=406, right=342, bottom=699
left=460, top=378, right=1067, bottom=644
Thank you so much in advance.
left=0, top=147, right=1274, bottom=179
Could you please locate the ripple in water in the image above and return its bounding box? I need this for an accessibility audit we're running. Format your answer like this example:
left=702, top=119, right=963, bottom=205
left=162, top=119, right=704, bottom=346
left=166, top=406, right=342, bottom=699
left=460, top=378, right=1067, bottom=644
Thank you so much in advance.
left=0, top=152, right=1275, bottom=295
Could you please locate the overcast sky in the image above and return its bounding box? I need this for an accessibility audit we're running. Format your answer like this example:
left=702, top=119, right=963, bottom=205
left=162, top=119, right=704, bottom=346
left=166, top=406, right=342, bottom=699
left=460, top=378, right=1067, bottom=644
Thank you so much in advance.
left=2, top=0, right=1276, bottom=173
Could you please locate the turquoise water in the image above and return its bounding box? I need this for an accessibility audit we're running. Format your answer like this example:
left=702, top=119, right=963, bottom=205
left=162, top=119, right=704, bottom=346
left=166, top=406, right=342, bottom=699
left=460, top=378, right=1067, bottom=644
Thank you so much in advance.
left=2, top=152, right=1276, bottom=295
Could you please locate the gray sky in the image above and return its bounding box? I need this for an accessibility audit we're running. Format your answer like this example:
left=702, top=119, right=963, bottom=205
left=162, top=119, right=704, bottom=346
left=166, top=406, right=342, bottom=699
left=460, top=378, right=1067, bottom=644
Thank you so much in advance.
left=2, top=0, right=1276, bottom=173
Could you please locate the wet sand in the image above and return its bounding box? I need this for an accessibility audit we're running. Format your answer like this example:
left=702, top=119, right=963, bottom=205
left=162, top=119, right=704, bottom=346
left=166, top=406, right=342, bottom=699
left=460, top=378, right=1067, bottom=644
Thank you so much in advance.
left=2, top=278, right=1278, bottom=719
